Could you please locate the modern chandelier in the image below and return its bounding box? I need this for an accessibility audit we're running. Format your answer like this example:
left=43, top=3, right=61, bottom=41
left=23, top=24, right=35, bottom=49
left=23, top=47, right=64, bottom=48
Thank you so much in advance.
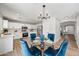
left=38, top=5, right=50, bottom=20
left=37, top=5, right=50, bottom=34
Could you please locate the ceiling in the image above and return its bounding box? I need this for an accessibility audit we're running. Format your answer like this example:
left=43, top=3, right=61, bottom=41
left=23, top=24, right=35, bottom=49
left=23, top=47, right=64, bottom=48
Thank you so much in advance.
left=0, top=3, right=79, bottom=24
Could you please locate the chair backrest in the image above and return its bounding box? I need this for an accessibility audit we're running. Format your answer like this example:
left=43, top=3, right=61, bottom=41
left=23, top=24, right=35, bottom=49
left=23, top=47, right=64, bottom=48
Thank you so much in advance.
left=30, top=33, right=36, bottom=41
left=22, top=32, right=28, bottom=37
left=40, top=34, right=44, bottom=42
left=48, top=33, right=55, bottom=41
left=20, top=38, right=32, bottom=56
left=56, top=39, right=68, bottom=56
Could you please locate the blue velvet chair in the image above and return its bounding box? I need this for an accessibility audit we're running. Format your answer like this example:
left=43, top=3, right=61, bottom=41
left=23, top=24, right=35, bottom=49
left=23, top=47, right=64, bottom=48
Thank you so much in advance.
left=30, top=33, right=36, bottom=41
left=20, top=38, right=32, bottom=56
left=44, top=39, right=68, bottom=56
left=48, top=33, right=55, bottom=41
left=20, top=38, right=41, bottom=56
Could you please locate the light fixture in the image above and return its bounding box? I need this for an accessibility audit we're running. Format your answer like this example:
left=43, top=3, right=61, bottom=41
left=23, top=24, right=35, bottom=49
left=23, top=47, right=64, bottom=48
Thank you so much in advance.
left=37, top=5, right=50, bottom=34
left=38, top=5, right=50, bottom=20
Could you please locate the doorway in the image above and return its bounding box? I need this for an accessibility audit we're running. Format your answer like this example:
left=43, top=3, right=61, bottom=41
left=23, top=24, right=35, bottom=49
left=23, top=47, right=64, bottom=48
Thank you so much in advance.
left=60, top=21, right=78, bottom=48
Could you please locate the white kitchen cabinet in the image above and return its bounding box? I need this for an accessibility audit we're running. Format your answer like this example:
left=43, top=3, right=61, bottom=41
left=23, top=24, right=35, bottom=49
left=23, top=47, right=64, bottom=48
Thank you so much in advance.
left=0, top=35, right=13, bottom=55
left=3, top=20, right=8, bottom=28
left=0, top=17, right=8, bottom=30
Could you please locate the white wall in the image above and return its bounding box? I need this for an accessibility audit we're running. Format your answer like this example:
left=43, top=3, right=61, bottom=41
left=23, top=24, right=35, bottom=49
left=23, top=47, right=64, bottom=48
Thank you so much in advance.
left=43, top=17, right=60, bottom=42
left=43, top=18, right=55, bottom=36
left=55, top=18, right=61, bottom=42
left=76, top=15, right=79, bottom=48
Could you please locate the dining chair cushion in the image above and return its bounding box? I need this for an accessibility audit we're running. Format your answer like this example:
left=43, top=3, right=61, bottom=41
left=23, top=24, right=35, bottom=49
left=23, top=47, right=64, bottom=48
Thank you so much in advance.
left=56, top=39, right=68, bottom=56
left=20, top=38, right=41, bottom=56
left=44, top=39, right=68, bottom=56
left=48, top=33, right=55, bottom=41
left=30, top=33, right=36, bottom=41
left=20, top=38, right=32, bottom=56
left=44, top=47, right=58, bottom=56
left=30, top=46, right=42, bottom=56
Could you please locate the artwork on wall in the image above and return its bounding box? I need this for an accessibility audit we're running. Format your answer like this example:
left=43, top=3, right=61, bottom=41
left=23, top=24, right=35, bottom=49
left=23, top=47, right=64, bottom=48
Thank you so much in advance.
left=22, top=26, right=28, bottom=32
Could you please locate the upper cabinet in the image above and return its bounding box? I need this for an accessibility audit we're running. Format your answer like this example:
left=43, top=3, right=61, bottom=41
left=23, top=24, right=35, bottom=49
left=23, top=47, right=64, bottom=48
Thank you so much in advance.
left=3, top=20, right=8, bottom=28
left=0, top=17, right=8, bottom=29
left=0, top=17, right=3, bottom=30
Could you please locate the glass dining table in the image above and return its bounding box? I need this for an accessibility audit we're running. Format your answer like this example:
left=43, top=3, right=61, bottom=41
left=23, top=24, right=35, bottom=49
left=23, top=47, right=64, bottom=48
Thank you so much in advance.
left=31, top=37, right=54, bottom=56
